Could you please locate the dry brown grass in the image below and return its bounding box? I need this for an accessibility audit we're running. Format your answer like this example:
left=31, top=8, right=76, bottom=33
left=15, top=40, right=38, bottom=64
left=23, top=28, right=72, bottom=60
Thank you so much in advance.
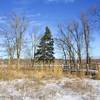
left=0, top=66, right=63, bottom=80
left=96, top=71, right=100, bottom=79
left=0, top=66, right=96, bottom=80
left=77, top=71, right=86, bottom=79
left=63, top=78, right=95, bottom=100
left=63, top=71, right=86, bottom=79
left=0, top=67, right=42, bottom=80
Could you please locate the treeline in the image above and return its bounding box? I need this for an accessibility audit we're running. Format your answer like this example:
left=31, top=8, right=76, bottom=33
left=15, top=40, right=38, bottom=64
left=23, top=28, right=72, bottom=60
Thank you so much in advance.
left=0, top=6, right=100, bottom=70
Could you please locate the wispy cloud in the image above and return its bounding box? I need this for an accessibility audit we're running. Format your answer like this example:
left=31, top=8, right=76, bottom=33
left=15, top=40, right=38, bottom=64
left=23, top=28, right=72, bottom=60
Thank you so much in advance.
left=47, top=0, right=76, bottom=3
left=26, top=13, right=41, bottom=19
left=12, top=0, right=77, bottom=5
left=0, top=16, right=7, bottom=24
left=12, top=0, right=31, bottom=6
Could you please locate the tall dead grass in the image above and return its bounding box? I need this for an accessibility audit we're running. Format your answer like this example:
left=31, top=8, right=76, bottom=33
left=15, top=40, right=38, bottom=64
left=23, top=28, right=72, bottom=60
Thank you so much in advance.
left=0, top=66, right=63, bottom=80
left=0, top=66, right=97, bottom=80
left=63, top=78, right=96, bottom=100
left=96, top=71, right=100, bottom=79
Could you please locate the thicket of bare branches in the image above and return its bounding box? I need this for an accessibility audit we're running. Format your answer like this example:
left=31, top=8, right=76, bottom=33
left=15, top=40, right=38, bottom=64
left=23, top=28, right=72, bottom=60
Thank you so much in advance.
left=0, top=13, right=28, bottom=68
left=55, top=12, right=92, bottom=72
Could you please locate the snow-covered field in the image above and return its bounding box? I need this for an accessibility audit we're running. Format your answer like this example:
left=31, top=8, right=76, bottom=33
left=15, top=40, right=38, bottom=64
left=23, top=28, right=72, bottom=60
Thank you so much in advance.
left=0, top=77, right=100, bottom=100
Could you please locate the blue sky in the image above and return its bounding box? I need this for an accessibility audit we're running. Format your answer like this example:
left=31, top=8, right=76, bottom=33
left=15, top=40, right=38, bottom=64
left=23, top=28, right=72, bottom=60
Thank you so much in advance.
left=0, top=0, right=100, bottom=58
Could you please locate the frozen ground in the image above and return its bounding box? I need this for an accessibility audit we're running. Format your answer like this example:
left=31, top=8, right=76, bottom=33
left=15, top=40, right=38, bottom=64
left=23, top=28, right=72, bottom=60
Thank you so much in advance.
left=0, top=77, right=100, bottom=100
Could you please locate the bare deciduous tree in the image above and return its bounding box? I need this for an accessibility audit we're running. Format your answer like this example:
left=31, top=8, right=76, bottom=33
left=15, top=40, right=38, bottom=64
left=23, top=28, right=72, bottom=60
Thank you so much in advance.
left=56, top=25, right=77, bottom=71
left=81, top=13, right=91, bottom=72
left=1, top=13, right=28, bottom=68
left=67, top=21, right=83, bottom=70
left=29, top=31, right=37, bottom=67
left=11, top=14, right=28, bottom=68
left=1, top=28, right=15, bottom=67
left=55, top=38, right=68, bottom=65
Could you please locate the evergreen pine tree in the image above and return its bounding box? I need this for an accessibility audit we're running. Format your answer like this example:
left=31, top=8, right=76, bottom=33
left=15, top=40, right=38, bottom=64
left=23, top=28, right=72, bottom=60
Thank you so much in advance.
left=35, top=26, right=55, bottom=65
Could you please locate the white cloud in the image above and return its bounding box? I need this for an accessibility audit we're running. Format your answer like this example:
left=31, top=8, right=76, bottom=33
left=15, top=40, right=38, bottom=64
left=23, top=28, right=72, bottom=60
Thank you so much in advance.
left=26, top=13, right=41, bottom=18
left=47, top=0, right=76, bottom=3
left=13, top=0, right=77, bottom=5
left=0, top=16, right=7, bottom=24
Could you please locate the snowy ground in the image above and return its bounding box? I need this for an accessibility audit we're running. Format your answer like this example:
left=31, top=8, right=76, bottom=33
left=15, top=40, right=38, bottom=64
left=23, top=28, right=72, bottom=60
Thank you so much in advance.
left=0, top=77, right=100, bottom=100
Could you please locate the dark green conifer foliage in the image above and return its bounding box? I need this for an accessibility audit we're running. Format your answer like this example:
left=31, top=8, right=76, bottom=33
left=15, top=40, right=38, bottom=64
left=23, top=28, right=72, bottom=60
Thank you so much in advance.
left=35, top=26, right=55, bottom=64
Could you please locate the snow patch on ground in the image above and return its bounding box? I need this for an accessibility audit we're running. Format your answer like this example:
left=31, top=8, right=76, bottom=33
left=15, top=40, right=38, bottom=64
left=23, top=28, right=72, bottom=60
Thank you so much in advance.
left=0, top=77, right=100, bottom=100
